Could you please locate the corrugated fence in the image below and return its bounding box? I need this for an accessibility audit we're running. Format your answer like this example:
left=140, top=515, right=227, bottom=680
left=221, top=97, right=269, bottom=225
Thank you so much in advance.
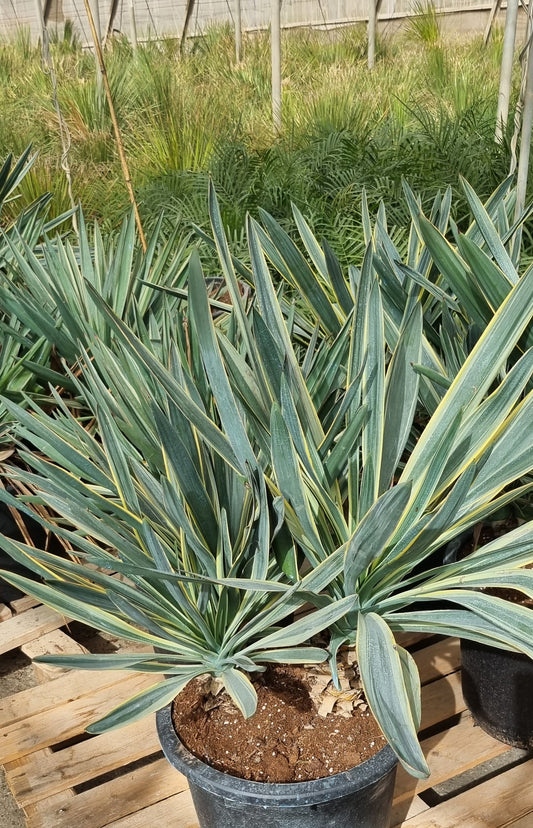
left=0, top=0, right=495, bottom=43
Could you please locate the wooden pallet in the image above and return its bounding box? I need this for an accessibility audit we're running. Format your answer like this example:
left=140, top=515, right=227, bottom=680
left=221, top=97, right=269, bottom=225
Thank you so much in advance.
left=1, top=601, right=532, bottom=828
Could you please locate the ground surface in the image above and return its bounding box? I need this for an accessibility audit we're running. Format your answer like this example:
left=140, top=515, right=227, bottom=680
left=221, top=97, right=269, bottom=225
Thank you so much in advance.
left=0, top=648, right=34, bottom=827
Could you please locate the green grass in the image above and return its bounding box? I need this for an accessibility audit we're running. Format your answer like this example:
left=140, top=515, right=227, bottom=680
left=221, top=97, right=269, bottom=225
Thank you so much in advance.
left=0, top=22, right=521, bottom=261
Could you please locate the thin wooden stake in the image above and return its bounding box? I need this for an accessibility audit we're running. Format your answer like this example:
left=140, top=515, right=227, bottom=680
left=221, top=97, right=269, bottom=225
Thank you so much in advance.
left=484, top=0, right=502, bottom=46
left=180, top=0, right=197, bottom=53
left=83, top=0, right=146, bottom=251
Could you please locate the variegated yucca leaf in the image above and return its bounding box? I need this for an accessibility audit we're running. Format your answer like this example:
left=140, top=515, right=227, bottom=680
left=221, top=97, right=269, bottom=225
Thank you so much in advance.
left=1, top=185, right=533, bottom=779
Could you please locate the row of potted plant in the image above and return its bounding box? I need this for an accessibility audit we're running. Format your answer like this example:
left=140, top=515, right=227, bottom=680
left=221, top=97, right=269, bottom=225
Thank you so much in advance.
left=0, top=163, right=533, bottom=826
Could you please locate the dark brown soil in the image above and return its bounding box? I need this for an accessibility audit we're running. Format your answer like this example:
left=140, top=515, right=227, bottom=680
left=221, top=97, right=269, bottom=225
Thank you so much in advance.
left=171, top=664, right=386, bottom=783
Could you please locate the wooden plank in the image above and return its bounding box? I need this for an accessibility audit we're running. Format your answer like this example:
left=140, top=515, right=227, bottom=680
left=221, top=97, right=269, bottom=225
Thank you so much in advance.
left=507, top=814, right=533, bottom=827
left=419, top=670, right=464, bottom=731
left=6, top=716, right=161, bottom=806
left=0, top=602, right=13, bottom=621
left=400, top=757, right=533, bottom=826
left=0, top=605, right=67, bottom=655
left=21, top=629, right=89, bottom=682
left=25, top=756, right=188, bottom=828
left=412, top=638, right=460, bottom=685
left=0, top=657, right=159, bottom=729
left=0, top=673, right=163, bottom=763
left=394, top=712, right=512, bottom=804
left=392, top=795, right=429, bottom=827
left=104, top=789, right=198, bottom=828
left=12, top=595, right=41, bottom=614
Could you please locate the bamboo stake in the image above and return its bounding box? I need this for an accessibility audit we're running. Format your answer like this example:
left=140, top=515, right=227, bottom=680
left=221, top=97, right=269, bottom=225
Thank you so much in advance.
left=83, top=0, right=146, bottom=251
left=496, top=0, right=519, bottom=142
left=271, top=0, right=282, bottom=130
left=484, top=0, right=501, bottom=46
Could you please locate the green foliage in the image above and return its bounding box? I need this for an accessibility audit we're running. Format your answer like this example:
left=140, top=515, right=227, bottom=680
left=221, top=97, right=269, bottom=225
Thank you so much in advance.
left=0, top=24, right=518, bottom=248
left=0, top=147, right=75, bottom=442
left=1, top=189, right=533, bottom=780
left=406, top=1, right=441, bottom=46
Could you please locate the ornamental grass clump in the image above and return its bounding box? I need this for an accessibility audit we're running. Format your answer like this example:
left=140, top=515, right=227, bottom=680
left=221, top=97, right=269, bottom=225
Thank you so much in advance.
left=1, top=189, right=533, bottom=779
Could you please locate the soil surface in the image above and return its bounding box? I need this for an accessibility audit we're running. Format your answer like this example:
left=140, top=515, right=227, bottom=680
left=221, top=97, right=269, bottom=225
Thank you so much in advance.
left=172, top=663, right=386, bottom=783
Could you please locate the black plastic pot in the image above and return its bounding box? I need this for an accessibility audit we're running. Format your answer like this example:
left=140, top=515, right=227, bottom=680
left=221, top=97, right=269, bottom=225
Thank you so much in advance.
left=461, top=638, right=533, bottom=749
left=156, top=704, right=398, bottom=828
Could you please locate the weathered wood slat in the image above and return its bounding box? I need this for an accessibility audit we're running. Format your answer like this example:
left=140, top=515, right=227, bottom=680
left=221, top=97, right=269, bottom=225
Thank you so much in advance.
left=21, top=629, right=89, bottom=682
left=400, top=758, right=533, bottom=826
left=0, top=603, right=13, bottom=621
left=0, top=664, right=147, bottom=729
left=11, top=595, right=41, bottom=615
left=419, top=670, right=464, bottom=731
left=104, top=790, right=197, bottom=828
left=24, top=757, right=188, bottom=828
left=507, top=815, right=533, bottom=827
left=412, top=638, right=461, bottom=684
left=0, top=605, right=68, bottom=655
left=0, top=673, right=163, bottom=763
left=392, top=795, right=430, bottom=826
left=6, top=717, right=160, bottom=806
left=394, top=712, right=512, bottom=804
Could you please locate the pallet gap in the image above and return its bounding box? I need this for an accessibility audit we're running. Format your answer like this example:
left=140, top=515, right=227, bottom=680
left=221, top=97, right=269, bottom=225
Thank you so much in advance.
left=62, top=622, right=121, bottom=654
left=418, top=712, right=463, bottom=741
left=419, top=745, right=533, bottom=806
left=408, top=634, right=443, bottom=654
left=72, top=751, right=163, bottom=793
left=48, top=732, right=95, bottom=752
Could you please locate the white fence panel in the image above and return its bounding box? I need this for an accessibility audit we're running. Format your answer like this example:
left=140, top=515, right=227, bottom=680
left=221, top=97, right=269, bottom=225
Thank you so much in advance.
left=0, top=0, right=496, bottom=43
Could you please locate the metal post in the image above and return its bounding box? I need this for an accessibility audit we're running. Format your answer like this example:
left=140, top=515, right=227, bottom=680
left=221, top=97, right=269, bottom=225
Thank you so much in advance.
left=89, top=0, right=104, bottom=95
left=368, top=0, right=377, bottom=70
left=496, top=0, right=519, bottom=142
left=515, top=35, right=533, bottom=221
left=235, top=0, right=242, bottom=63
left=271, top=0, right=281, bottom=129
left=34, top=0, right=46, bottom=42
left=129, top=0, right=138, bottom=52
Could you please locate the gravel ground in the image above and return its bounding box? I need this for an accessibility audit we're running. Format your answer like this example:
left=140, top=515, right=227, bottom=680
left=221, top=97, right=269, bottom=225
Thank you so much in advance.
left=0, top=649, right=36, bottom=828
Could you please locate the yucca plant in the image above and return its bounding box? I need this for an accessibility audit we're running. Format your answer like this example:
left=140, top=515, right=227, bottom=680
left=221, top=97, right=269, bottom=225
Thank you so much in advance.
left=1, top=190, right=533, bottom=787
left=0, top=147, right=77, bottom=443
left=227, top=175, right=532, bottom=416
left=0, top=204, right=192, bottom=379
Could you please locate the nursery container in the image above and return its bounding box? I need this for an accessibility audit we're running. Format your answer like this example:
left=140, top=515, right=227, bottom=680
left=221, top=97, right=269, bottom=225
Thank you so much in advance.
left=461, top=638, right=533, bottom=749
left=156, top=704, right=398, bottom=828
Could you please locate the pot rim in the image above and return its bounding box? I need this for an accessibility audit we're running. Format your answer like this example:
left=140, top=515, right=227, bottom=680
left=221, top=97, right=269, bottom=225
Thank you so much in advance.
left=156, top=703, right=398, bottom=806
